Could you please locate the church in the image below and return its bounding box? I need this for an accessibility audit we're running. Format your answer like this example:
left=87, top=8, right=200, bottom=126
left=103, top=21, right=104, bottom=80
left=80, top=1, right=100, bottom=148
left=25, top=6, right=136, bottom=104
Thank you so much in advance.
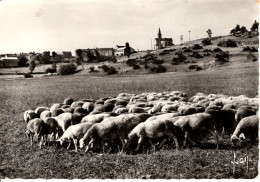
left=155, top=28, right=173, bottom=49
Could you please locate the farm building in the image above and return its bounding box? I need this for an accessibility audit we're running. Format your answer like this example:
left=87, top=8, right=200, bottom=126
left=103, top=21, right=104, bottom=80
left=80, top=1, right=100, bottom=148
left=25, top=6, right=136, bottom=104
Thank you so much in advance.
left=155, top=28, right=173, bottom=49
left=114, top=45, right=136, bottom=56
left=0, top=54, right=19, bottom=68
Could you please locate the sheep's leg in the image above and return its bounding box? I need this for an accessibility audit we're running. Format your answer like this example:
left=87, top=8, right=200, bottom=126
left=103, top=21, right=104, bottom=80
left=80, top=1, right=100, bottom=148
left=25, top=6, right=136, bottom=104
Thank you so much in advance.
left=119, top=137, right=126, bottom=153
left=67, top=139, right=72, bottom=149
left=102, top=141, right=106, bottom=153
left=184, top=132, right=196, bottom=148
left=85, top=139, right=94, bottom=153
left=172, top=135, right=180, bottom=150
left=136, top=136, right=144, bottom=152
left=148, top=139, right=156, bottom=152
left=158, top=138, right=168, bottom=149
left=73, top=138, right=78, bottom=152
left=30, top=134, right=33, bottom=147
left=39, top=136, right=43, bottom=149
left=207, top=129, right=219, bottom=149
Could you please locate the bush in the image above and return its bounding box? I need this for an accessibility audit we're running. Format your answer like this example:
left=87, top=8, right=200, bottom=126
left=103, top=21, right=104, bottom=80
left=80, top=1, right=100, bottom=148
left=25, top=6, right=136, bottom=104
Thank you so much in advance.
left=193, top=44, right=203, bottom=50
left=89, top=66, right=96, bottom=73
left=126, top=59, right=137, bottom=66
left=251, top=47, right=258, bottom=52
left=190, top=52, right=203, bottom=59
left=18, top=55, right=28, bottom=67
left=202, top=38, right=211, bottom=46
left=132, top=64, right=141, bottom=70
left=188, top=64, right=203, bottom=71
left=151, top=59, right=165, bottom=64
left=144, top=64, right=149, bottom=69
left=24, top=73, right=33, bottom=78
left=172, top=52, right=187, bottom=65
left=150, top=64, right=167, bottom=73
left=217, top=39, right=237, bottom=47
left=183, top=49, right=192, bottom=52
left=215, top=51, right=229, bottom=63
left=213, top=48, right=223, bottom=52
left=107, top=66, right=117, bottom=75
left=58, top=63, right=77, bottom=75
left=45, top=67, right=56, bottom=74
left=98, top=64, right=109, bottom=72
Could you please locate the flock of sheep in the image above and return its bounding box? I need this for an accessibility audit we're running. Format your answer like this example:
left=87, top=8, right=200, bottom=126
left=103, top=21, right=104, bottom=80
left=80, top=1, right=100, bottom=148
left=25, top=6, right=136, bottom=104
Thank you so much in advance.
left=24, top=91, right=259, bottom=153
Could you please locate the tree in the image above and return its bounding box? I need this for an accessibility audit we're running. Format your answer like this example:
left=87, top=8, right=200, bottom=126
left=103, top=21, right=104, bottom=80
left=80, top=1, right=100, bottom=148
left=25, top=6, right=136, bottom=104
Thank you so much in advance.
left=18, top=55, right=28, bottom=66
left=251, top=20, right=259, bottom=32
left=206, top=29, right=212, bottom=38
left=240, top=26, right=248, bottom=34
left=75, top=49, right=84, bottom=69
left=29, top=60, right=36, bottom=73
left=52, top=51, right=57, bottom=58
left=125, top=42, right=131, bottom=58
left=235, top=24, right=241, bottom=32
left=40, top=51, right=51, bottom=64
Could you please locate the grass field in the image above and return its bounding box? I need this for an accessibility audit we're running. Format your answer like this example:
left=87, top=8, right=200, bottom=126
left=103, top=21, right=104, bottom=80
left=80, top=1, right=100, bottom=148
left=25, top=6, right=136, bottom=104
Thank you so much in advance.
left=0, top=66, right=259, bottom=179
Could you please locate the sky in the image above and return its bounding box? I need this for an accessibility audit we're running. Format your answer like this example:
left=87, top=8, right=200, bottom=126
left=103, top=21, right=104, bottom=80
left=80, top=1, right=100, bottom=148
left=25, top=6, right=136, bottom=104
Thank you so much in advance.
left=0, top=0, right=259, bottom=54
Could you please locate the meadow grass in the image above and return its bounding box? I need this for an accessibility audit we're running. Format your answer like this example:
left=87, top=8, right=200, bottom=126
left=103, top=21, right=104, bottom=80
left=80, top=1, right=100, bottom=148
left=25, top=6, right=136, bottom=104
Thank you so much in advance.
left=0, top=66, right=258, bottom=178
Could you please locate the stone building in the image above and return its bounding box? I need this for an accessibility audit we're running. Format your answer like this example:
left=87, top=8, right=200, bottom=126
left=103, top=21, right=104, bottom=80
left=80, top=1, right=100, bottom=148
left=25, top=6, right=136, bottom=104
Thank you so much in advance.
left=155, top=28, right=173, bottom=49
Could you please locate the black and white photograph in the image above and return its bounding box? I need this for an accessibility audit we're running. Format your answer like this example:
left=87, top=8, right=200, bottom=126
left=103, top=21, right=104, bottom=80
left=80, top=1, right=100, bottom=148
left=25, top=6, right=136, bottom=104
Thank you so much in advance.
left=0, top=0, right=259, bottom=179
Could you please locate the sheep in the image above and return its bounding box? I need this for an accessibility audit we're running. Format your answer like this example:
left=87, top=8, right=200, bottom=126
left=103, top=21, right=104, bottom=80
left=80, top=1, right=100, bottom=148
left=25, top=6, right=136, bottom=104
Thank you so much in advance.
left=81, top=113, right=114, bottom=124
left=40, top=110, right=52, bottom=121
left=57, top=123, right=93, bottom=152
left=174, top=113, right=219, bottom=148
left=82, top=102, right=94, bottom=113
left=43, top=117, right=58, bottom=142
left=115, top=107, right=129, bottom=114
left=50, top=103, right=63, bottom=113
left=25, top=118, right=54, bottom=148
left=73, top=107, right=88, bottom=116
left=70, top=101, right=85, bottom=108
left=126, top=118, right=180, bottom=152
left=235, top=106, right=257, bottom=126
left=51, top=108, right=64, bottom=117
left=79, top=121, right=122, bottom=153
left=129, top=107, right=146, bottom=113
left=178, top=105, right=197, bottom=115
left=35, top=107, right=49, bottom=117
left=52, top=113, right=76, bottom=135
left=24, top=110, right=37, bottom=123
left=231, top=114, right=259, bottom=146
left=63, top=97, right=74, bottom=105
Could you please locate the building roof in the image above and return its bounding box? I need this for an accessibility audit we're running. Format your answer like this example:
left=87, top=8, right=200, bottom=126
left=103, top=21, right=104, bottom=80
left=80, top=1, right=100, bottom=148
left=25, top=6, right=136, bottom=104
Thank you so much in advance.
left=158, top=27, right=162, bottom=35
left=155, top=38, right=173, bottom=41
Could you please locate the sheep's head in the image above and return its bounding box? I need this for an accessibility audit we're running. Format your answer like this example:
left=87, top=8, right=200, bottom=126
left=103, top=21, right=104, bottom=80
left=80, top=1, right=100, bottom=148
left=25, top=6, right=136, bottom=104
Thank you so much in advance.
left=231, top=134, right=240, bottom=146
left=57, top=138, right=65, bottom=146
left=79, top=138, right=85, bottom=149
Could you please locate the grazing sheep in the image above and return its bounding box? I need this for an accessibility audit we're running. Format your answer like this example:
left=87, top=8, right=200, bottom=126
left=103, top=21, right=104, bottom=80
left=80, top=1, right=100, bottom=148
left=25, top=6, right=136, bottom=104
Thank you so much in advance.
left=81, top=113, right=112, bottom=124
left=174, top=113, right=219, bottom=148
left=70, top=101, right=85, bottom=108
left=231, top=114, right=259, bottom=146
left=127, top=119, right=180, bottom=151
left=40, top=110, right=52, bottom=121
left=25, top=118, right=54, bottom=148
left=79, top=121, right=121, bottom=153
left=24, top=110, right=37, bottom=123
left=43, top=117, right=58, bottom=142
left=235, top=106, right=256, bottom=126
left=52, top=113, right=75, bottom=135
left=35, top=107, right=49, bottom=117
left=57, top=123, right=93, bottom=152
left=178, top=105, right=197, bottom=115
left=73, top=107, right=88, bottom=116
left=115, top=107, right=129, bottom=114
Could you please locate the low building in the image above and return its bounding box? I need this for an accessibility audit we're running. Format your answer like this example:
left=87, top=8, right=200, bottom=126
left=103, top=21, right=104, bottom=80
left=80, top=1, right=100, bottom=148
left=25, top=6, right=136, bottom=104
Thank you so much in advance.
left=114, top=45, right=136, bottom=56
left=0, top=54, right=19, bottom=68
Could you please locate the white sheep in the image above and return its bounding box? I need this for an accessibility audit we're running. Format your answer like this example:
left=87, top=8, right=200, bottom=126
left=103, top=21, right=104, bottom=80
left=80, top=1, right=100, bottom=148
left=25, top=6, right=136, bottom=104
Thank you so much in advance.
left=81, top=113, right=112, bottom=124
left=40, top=110, right=52, bottom=121
left=25, top=118, right=53, bottom=148
left=79, top=121, right=122, bottom=153
left=174, top=113, right=219, bottom=148
left=127, top=118, right=180, bottom=151
left=35, top=107, right=49, bottom=117
left=231, top=114, right=259, bottom=146
left=24, top=110, right=37, bottom=123
left=57, top=123, right=93, bottom=152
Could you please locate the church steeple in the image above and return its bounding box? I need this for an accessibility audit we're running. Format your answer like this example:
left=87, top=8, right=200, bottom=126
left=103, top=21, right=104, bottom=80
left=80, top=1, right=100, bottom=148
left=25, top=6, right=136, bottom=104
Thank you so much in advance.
left=158, top=27, right=162, bottom=39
